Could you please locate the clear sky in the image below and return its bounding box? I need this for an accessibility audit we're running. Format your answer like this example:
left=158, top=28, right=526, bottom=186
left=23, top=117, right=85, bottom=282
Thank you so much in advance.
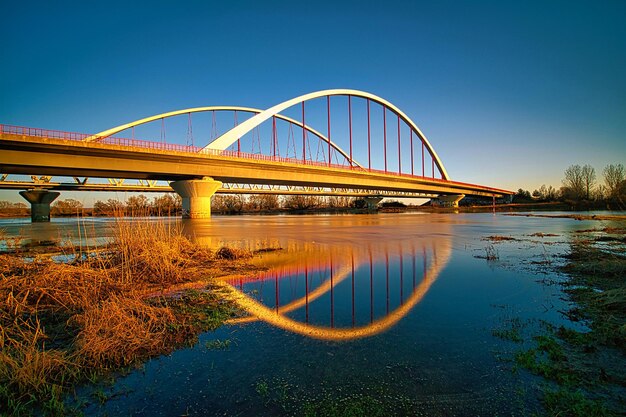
left=1, top=0, right=624, bottom=205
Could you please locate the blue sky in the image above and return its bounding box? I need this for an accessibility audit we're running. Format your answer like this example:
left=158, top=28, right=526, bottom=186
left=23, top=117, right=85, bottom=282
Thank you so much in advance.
left=1, top=0, right=624, bottom=204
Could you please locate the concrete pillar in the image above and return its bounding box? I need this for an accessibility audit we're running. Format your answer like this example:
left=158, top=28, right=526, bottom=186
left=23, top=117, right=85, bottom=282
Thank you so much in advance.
left=19, top=190, right=60, bottom=222
left=170, top=177, right=222, bottom=219
left=363, top=196, right=383, bottom=211
left=431, top=194, right=465, bottom=208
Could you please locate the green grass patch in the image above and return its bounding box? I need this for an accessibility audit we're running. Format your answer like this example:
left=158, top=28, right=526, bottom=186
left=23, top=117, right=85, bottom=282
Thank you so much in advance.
left=252, top=377, right=418, bottom=417
left=542, top=387, right=613, bottom=417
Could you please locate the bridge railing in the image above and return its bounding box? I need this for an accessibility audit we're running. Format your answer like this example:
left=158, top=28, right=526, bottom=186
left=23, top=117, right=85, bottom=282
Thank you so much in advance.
left=0, top=124, right=202, bottom=153
left=0, top=123, right=365, bottom=170
left=1, top=123, right=511, bottom=194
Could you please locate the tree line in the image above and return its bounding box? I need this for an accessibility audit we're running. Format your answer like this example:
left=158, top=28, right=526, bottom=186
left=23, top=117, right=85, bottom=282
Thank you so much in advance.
left=514, top=163, right=625, bottom=208
left=0, top=194, right=404, bottom=217
left=208, top=194, right=365, bottom=214
left=42, top=194, right=374, bottom=216
left=2, top=163, right=622, bottom=216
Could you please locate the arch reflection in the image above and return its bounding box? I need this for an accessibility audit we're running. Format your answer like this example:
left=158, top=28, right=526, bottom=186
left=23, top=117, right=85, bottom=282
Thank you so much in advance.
left=221, top=240, right=451, bottom=341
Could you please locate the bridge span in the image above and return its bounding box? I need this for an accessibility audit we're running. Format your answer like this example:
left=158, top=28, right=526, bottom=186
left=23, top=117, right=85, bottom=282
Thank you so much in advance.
left=0, top=89, right=513, bottom=220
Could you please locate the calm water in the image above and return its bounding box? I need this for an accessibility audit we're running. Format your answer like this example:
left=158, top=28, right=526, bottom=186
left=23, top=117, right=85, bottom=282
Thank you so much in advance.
left=2, top=212, right=619, bottom=416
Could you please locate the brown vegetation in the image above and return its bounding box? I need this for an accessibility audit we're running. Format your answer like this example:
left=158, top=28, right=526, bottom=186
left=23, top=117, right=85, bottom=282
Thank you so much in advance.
left=0, top=220, right=265, bottom=416
left=0, top=201, right=28, bottom=218
left=483, top=235, right=518, bottom=242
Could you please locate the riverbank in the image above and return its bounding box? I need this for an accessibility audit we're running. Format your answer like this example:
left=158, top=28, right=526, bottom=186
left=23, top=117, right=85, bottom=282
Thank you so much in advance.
left=490, top=221, right=626, bottom=416
left=1, top=201, right=619, bottom=219
left=0, top=220, right=270, bottom=416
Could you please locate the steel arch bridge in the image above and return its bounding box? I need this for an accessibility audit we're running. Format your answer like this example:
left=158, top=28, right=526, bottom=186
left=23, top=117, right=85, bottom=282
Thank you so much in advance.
left=0, top=89, right=513, bottom=219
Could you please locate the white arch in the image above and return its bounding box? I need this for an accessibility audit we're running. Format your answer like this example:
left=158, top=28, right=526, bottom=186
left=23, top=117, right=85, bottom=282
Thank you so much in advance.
left=85, top=106, right=361, bottom=168
left=203, top=89, right=449, bottom=180
left=221, top=243, right=451, bottom=341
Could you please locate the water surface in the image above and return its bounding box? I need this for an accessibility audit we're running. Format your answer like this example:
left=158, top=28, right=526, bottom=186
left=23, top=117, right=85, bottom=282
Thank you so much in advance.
left=2, top=212, right=616, bottom=415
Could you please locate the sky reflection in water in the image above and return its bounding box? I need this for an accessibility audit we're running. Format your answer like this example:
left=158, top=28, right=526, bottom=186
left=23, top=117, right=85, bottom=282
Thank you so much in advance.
left=2, top=212, right=592, bottom=415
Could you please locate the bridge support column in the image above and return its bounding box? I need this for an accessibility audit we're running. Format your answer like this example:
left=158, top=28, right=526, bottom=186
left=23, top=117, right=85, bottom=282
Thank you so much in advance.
left=431, top=194, right=465, bottom=208
left=19, top=190, right=60, bottom=222
left=170, top=177, right=222, bottom=219
left=363, top=196, right=383, bottom=211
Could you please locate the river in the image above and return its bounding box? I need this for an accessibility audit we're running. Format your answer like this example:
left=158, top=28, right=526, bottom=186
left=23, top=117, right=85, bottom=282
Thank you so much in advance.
left=1, top=212, right=619, bottom=416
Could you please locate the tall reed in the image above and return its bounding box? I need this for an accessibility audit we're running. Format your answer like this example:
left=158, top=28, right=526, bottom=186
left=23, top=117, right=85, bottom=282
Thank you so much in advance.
left=0, top=216, right=254, bottom=416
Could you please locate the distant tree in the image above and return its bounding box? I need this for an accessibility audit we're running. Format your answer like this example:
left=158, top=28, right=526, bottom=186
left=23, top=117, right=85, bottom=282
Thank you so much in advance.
left=581, top=164, right=596, bottom=200
left=562, top=165, right=585, bottom=200
left=381, top=200, right=406, bottom=208
left=593, top=184, right=607, bottom=201
left=152, top=194, right=181, bottom=215
left=0, top=201, right=27, bottom=209
left=545, top=185, right=559, bottom=201
left=93, top=199, right=124, bottom=216
left=213, top=195, right=245, bottom=214
left=532, top=184, right=558, bottom=201
left=247, top=195, right=280, bottom=211
left=51, top=199, right=83, bottom=215
left=126, top=195, right=150, bottom=214
left=0, top=201, right=29, bottom=216
left=283, top=195, right=320, bottom=210
left=326, top=196, right=353, bottom=208
left=513, top=188, right=532, bottom=202
left=603, top=163, right=625, bottom=201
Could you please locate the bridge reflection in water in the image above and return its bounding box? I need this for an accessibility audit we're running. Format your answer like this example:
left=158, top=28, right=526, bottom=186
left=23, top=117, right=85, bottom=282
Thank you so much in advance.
left=219, top=239, right=451, bottom=341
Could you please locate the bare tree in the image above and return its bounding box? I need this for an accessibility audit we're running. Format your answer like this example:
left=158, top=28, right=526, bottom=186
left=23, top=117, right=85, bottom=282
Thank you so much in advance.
left=126, top=194, right=150, bottom=214
left=581, top=164, right=596, bottom=200
left=93, top=199, right=124, bottom=216
left=562, top=165, right=585, bottom=200
left=152, top=194, right=181, bottom=215
left=283, top=195, right=320, bottom=210
left=327, top=196, right=353, bottom=208
left=534, top=184, right=558, bottom=201
left=51, top=199, right=83, bottom=215
left=603, top=163, right=624, bottom=200
left=213, top=195, right=246, bottom=214
left=247, top=194, right=280, bottom=211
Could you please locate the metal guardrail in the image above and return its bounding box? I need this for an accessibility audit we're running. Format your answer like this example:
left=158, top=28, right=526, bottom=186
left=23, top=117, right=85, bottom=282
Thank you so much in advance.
left=0, top=123, right=513, bottom=195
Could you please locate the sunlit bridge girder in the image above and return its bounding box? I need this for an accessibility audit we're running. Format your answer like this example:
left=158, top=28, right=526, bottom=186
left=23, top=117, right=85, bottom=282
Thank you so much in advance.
left=0, top=177, right=439, bottom=198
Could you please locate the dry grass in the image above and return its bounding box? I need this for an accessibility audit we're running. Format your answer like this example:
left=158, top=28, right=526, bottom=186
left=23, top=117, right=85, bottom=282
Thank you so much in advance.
left=215, top=246, right=252, bottom=260
left=483, top=235, right=518, bottom=242
left=0, top=218, right=263, bottom=416
left=72, top=295, right=177, bottom=369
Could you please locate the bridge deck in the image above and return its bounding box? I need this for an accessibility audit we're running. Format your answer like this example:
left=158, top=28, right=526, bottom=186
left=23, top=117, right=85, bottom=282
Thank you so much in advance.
left=1, top=130, right=513, bottom=198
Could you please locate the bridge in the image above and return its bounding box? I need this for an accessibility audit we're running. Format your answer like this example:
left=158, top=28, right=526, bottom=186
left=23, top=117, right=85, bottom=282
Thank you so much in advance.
left=0, top=89, right=513, bottom=221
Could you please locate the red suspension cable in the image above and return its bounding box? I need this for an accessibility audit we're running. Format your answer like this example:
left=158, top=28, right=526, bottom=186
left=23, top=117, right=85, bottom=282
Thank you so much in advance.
left=348, top=95, right=353, bottom=167
left=383, top=106, right=387, bottom=173
left=397, top=114, right=401, bottom=174
left=327, top=96, right=331, bottom=167
left=301, top=101, right=306, bottom=162
left=367, top=99, right=371, bottom=170
left=410, top=129, right=414, bottom=176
